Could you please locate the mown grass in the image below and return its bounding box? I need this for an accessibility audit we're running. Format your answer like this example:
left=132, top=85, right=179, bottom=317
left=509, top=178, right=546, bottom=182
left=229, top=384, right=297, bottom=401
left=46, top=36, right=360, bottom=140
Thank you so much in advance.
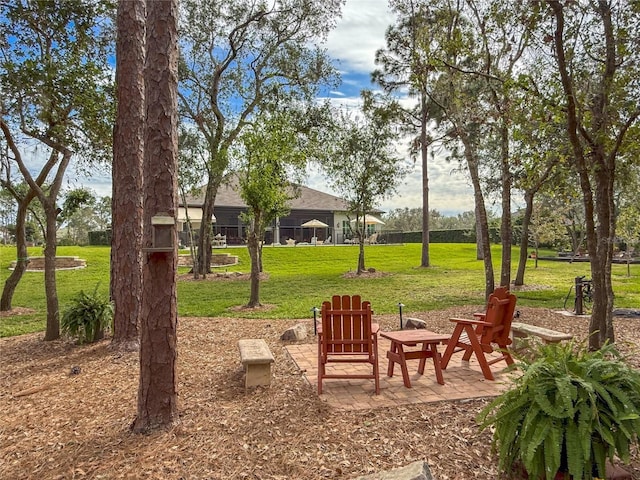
left=1, top=243, right=638, bottom=337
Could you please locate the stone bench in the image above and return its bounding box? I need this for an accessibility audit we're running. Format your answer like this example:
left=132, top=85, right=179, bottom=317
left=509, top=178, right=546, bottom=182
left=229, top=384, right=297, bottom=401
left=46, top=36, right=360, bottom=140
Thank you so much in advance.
left=511, top=322, right=573, bottom=344
left=354, top=460, right=434, bottom=480
left=237, top=339, right=275, bottom=389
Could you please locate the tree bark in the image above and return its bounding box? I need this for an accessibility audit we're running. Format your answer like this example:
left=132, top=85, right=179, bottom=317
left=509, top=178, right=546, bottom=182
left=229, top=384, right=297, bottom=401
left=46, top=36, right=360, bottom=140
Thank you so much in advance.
left=111, top=0, right=146, bottom=351
left=133, top=0, right=179, bottom=433
left=514, top=192, right=534, bottom=286
left=39, top=148, right=71, bottom=341
left=194, top=180, right=216, bottom=278
left=42, top=202, right=60, bottom=341
left=357, top=241, right=366, bottom=273
left=460, top=131, right=494, bottom=299
left=247, top=230, right=261, bottom=307
left=475, top=209, right=483, bottom=261
left=514, top=161, right=557, bottom=286
left=498, top=122, right=512, bottom=288
left=1, top=196, right=34, bottom=311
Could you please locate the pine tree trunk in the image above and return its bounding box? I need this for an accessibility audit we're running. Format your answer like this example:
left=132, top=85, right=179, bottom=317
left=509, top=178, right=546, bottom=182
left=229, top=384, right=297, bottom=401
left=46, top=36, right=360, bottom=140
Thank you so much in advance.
left=111, top=0, right=145, bottom=351
left=133, top=0, right=179, bottom=433
left=420, top=91, right=430, bottom=268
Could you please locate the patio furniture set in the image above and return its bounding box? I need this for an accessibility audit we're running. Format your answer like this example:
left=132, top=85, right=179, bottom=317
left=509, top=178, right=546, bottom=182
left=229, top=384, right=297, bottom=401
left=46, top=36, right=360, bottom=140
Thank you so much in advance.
left=316, top=289, right=571, bottom=394
left=237, top=289, right=573, bottom=394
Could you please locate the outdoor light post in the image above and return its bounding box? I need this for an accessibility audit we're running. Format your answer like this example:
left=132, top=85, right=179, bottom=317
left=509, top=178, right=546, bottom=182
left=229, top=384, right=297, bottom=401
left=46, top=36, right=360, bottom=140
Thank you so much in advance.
left=311, top=306, right=319, bottom=335
left=398, top=302, right=405, bottom=330
left=575, top=276, right=584, bottom=315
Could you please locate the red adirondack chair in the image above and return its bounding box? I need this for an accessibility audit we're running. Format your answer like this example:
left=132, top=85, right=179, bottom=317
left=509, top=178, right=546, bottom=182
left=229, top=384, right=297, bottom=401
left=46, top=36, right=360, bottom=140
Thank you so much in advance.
left=317, top=295, right=380, bottom=395
left=440, top=287, right=517, bottom=380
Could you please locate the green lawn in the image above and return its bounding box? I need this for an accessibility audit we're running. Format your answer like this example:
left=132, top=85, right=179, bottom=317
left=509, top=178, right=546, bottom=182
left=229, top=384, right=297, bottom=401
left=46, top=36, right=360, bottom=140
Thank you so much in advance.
left=1, top=243, right=638, bottom=337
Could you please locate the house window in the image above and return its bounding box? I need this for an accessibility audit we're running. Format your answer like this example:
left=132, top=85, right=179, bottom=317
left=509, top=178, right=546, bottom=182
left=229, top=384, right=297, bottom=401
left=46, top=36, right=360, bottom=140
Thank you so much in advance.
left=342, top=220, right=351, bottom=239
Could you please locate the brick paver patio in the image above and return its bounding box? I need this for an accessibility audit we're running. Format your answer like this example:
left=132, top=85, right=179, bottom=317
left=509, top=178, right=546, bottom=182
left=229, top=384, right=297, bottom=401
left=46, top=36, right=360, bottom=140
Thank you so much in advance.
left=285, top=336, right=514, bottom=410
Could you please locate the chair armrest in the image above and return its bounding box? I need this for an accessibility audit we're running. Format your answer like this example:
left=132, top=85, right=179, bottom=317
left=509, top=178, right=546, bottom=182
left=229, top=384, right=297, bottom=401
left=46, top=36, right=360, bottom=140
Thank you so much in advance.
left=449, top=317, right=492, bottom=327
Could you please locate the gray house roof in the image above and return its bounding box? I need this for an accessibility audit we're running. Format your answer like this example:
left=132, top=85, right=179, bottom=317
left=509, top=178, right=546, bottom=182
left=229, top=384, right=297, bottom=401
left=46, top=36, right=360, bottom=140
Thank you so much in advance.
left=183, top=181, right=351, bottom=212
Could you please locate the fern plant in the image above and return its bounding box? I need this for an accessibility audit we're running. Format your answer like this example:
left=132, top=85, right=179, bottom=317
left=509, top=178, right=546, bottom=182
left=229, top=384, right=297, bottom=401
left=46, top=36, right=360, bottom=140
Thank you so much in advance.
left=61, top=284, right=113, bottom=344
left=477, top=340, right=640, bottom=480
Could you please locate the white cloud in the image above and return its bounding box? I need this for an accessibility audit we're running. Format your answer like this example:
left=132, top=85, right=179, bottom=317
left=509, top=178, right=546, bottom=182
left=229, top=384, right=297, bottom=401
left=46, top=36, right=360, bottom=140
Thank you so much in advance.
left=385, top=159, right=475, bottom=215
left=325, top=1, right=392, bottom=73
left=311, top=0, right=475, bottom=215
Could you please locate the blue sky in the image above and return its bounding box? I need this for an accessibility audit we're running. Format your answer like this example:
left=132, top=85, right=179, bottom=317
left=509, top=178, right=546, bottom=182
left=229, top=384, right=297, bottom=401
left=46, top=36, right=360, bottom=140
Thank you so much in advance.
left=66, top=0, right=475, bottom=216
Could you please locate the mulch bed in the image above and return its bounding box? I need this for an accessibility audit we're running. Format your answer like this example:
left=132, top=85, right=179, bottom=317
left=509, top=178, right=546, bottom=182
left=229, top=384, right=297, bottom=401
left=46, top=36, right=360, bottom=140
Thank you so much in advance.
left=1, top=306, right=639, bottom=479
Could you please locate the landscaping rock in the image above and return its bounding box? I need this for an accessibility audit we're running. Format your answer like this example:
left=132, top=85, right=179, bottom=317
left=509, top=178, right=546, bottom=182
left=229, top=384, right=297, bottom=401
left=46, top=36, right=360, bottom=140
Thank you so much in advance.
left=402, top=317, right=427, bottom=329
left=352, top=460, right=434, bottom=480
left=280, top=323, right=307, bottom=341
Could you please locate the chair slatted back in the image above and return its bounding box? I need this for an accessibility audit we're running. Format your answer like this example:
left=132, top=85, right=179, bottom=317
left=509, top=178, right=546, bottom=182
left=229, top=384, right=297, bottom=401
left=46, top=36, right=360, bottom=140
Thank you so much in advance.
left=321, top=295, right=373, bottom=355
left=479, top=287, right=517, bottom=350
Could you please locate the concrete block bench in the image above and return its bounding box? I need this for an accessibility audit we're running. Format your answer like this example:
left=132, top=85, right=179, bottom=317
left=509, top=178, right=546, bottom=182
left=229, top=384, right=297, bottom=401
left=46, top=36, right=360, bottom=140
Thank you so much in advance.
left=353, top=460, right=434, bottom=480
left=238, top=339, right=275, bottom=389
left=511, top=322, right=573, bottom=344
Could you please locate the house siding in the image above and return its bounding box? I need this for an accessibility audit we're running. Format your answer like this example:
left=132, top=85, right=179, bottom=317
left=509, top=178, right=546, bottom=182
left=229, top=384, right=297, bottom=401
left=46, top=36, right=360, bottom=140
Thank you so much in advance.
left=178, top=180, right=383, bottom=246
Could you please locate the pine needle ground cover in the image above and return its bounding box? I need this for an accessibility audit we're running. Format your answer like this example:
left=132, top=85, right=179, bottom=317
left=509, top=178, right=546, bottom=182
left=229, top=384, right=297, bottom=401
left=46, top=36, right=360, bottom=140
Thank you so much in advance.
left=1, top=306, right=639, bottom=479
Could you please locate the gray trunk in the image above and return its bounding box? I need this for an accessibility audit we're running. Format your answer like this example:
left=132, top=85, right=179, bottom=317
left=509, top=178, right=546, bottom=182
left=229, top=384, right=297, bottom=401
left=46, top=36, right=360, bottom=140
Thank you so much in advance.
left=514, top=193, right=534, bottom=286
left=1, top=197, right=34, bottom=310
left=43, top=203, right=60, bottom=341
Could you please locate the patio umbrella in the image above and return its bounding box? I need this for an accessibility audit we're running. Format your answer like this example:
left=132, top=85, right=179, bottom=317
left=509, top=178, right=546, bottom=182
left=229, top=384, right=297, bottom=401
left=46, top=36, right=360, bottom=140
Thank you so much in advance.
left=350, top=214, right=385, bottom=225
left=301, top=219, right=329, bottom=242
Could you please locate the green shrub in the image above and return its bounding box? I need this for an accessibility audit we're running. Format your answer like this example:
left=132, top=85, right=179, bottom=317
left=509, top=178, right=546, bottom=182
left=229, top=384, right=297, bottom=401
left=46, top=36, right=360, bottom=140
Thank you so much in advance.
left=477, top=341, right=640, bottom=480
left=61, top=284, right=113, bottom=344
left=88, top=229, right=112, bottom=245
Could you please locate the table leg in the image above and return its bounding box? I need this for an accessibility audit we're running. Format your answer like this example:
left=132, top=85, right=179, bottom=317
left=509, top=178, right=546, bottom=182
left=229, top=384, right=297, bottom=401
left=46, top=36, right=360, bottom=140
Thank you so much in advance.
left=417, top=341, right=429, bottom=374
left=432, top=346, right=444, bottom=385
left=386, top=341, right=398, bottom=377
left=385, top=341, right=412, bottom=388
left=397, top=344, right=411, bottom=388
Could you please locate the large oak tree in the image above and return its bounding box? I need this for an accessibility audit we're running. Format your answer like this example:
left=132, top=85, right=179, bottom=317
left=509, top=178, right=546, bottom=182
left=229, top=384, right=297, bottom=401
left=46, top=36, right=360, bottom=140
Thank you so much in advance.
left=547, top=0, right=640, bottom=349
left=0, top=0, right=114, bottom=339
left=177, top=0, right=343, bottom=277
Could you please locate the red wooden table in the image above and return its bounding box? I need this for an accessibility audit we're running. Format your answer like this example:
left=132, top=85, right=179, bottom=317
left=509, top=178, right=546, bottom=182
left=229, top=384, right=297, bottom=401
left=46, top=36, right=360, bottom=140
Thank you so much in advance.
left=380, top=330, right=450, bottom=387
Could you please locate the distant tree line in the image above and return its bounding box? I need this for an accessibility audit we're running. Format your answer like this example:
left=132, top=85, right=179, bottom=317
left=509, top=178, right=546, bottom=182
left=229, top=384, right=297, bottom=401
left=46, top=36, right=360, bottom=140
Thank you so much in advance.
left=0, top=187, right=111, bottom=246
left=383, top=207, right=479, bottom=232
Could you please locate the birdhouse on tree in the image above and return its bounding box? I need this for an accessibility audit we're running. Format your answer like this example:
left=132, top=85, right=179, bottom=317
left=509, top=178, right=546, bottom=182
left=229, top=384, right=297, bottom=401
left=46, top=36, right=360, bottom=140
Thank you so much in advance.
left=147, top=213, right=175, bottom=252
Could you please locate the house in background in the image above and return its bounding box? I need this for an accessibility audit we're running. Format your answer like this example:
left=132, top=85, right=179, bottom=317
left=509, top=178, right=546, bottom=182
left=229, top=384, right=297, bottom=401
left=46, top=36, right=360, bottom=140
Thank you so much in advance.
left=177, top=181, right=385, bottom=245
